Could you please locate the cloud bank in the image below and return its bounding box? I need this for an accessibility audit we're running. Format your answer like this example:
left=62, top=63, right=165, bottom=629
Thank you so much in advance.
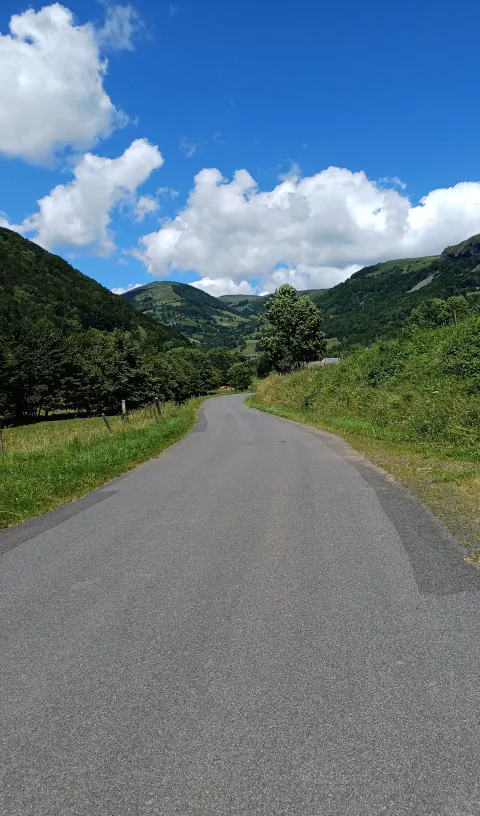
left=136, top=166, right=480, bottom=294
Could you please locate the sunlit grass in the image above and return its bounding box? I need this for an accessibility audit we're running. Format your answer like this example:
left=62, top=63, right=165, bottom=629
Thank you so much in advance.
left=0, top=401, right=200, bottom=530
left=248, top=358, right=480, bottom=567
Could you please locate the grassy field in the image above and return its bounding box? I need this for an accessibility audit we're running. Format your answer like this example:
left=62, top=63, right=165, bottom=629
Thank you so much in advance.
left=249, top=317, right=480, bottom=566
left=0, top=401, right=201, bottom=530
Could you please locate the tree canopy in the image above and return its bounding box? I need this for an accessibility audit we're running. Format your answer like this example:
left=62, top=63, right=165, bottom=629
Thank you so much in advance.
left=258, top=284, right=326, bottom=373
left=0, top=228, right=253, bottom=422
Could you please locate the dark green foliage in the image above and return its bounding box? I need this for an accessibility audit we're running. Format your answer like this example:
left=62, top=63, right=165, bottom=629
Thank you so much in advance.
left=409, top=295, right=473, bottom=328
left=259, top=284, right=326, bottom=373
left=308, top=254, right=480, bottom=348
left=409, top=298, right=451, bottom=328
left=227, top=361, right=253, bottom=391
left=0, top=228, right=184, bottom=343
left=206, top=348, right=245, bottom=384
left=0, top=229, right=248, bottom=421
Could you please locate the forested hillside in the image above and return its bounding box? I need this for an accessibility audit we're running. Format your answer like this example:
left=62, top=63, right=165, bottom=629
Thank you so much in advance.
left=0, top=228, right=185, bottom=345
left=122, top=281, right=258, bottom=348
left=0, top=229, right=192, bottom=420
left=225, top=245, right=480, bottom=349
left=309, top=254, right=480, bottom=347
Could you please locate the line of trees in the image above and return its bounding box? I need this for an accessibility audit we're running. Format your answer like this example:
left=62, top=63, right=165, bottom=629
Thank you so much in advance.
left=0, top=318, right=254, bottom=421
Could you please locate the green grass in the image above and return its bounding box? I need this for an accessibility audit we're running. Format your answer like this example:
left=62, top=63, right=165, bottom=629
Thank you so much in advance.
left=248, top=317, right=480, bottom=565
left=0, top=401, right=202, bottom=530
left=242, top=338, right=258, bottom=354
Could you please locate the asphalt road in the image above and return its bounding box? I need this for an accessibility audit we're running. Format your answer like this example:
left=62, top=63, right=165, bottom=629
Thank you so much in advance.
left=1, top=395, right=479, bottom=816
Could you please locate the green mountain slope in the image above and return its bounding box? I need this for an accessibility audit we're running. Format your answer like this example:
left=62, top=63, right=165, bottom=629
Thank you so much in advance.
left=224, top=243, right=480, bottom=348
left=218, top=294, right=269, bottom=317
left=122, top=281, right=257, bottom=348
left=309, top=253, right=480, bottom=347
left=123, top=234, right=480, bottom=351
left=0, top=228, right=186, bottom=348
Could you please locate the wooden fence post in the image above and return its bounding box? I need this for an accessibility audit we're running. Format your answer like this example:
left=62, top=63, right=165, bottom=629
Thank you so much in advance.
left=154, top=398, right=161, bottom=419
left=0, top=427, right=3, bottom=454
left=101, top=413, right=113, bottom=436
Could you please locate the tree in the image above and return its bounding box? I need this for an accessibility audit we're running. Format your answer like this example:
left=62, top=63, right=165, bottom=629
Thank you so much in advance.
left=227, top=361, right=253, bottom=391
left=446, top=296, right=470, bottom=323
left=409, top=298, right=450, bottom=329
left=258, top=284, right=326, bottom=372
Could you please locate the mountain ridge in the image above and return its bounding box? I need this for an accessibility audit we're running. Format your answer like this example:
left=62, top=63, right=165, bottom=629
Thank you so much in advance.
left=122, top=280, right=256, bottom=349
left=0, top=227, right=187, bottom=348
left=123, top=235, right=480, bottom=350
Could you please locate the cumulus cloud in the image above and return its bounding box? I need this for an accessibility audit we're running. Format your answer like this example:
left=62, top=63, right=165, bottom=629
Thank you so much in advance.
left=136, top=166, right=480, bottom=291
left=23, top=139, right=163, bottom=254
left=111, top=282, right=143, bottom=295
left=192, top=278, right=256, bottom=297
left=0, top=3, right=126, bottom=164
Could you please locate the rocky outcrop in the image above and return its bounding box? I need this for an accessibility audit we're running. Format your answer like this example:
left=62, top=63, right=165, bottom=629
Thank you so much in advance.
left=441, top=234, right=480, bottom=259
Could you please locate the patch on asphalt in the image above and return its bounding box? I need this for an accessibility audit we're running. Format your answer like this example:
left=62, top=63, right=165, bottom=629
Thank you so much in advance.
left=0, top=488, right=118, bottom=558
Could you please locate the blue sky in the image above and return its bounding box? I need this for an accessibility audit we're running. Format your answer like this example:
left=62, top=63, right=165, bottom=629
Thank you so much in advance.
left=1, top=0, right=480, bottom=297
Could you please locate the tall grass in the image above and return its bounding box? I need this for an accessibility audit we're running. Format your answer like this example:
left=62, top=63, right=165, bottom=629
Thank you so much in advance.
left=253, top=316, right=480, bottom=460
left=250, top=316, right=480, bottom=562
left=0, top=401, right=200, bottom=529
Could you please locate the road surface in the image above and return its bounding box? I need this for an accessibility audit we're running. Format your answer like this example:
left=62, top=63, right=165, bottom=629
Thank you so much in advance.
left=1, top=395, right=479, bottom=816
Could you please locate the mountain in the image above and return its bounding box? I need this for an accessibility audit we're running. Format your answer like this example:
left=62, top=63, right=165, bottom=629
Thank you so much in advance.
left=122, top=281, right=258, bottom=349
left=219, top=290, right=327, bottom=317
left=0, top=228, right=186, bottom=348
left=218, top=294, right=269, bottom=317
left=226, top=245, right=480, bottom=349
left=309, top=252, right=480, bottom=347
left=441, top=233, right=480, bottom=259
left=124, top=234, right=480, bottom=352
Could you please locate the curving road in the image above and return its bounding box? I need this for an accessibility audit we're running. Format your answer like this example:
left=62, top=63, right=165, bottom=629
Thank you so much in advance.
left=1, top=395, right=479, bottom=815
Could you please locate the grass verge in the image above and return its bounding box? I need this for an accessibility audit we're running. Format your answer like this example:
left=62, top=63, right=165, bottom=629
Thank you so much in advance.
left=247, top=393, right=480, bottom=567
left=0, top=400, right=202, bottom=530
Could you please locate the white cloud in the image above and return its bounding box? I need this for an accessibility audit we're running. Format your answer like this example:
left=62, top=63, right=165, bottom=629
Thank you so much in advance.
left=23, top=139, right=163, bottom=254
left=192, top=278, right=256, bottom=297
left=96, top=3, right=143, bottom=51
left=111, top=282, right=143, bottom=295
left=136, top=166, right=480, bottom=291
left=0, top=4, right=126, bottom=164
left=135, top=195, right=159, bottom=221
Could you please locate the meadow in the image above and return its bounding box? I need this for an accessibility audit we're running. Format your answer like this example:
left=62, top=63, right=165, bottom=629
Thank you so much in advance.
left=0, top=401, right=201, bottom=529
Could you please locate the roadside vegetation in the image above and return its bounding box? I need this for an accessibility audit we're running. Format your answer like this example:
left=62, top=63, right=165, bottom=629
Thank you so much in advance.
left=251, top=308, right=480, bottom=565
left=0, top=401, right=203, bottom=530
